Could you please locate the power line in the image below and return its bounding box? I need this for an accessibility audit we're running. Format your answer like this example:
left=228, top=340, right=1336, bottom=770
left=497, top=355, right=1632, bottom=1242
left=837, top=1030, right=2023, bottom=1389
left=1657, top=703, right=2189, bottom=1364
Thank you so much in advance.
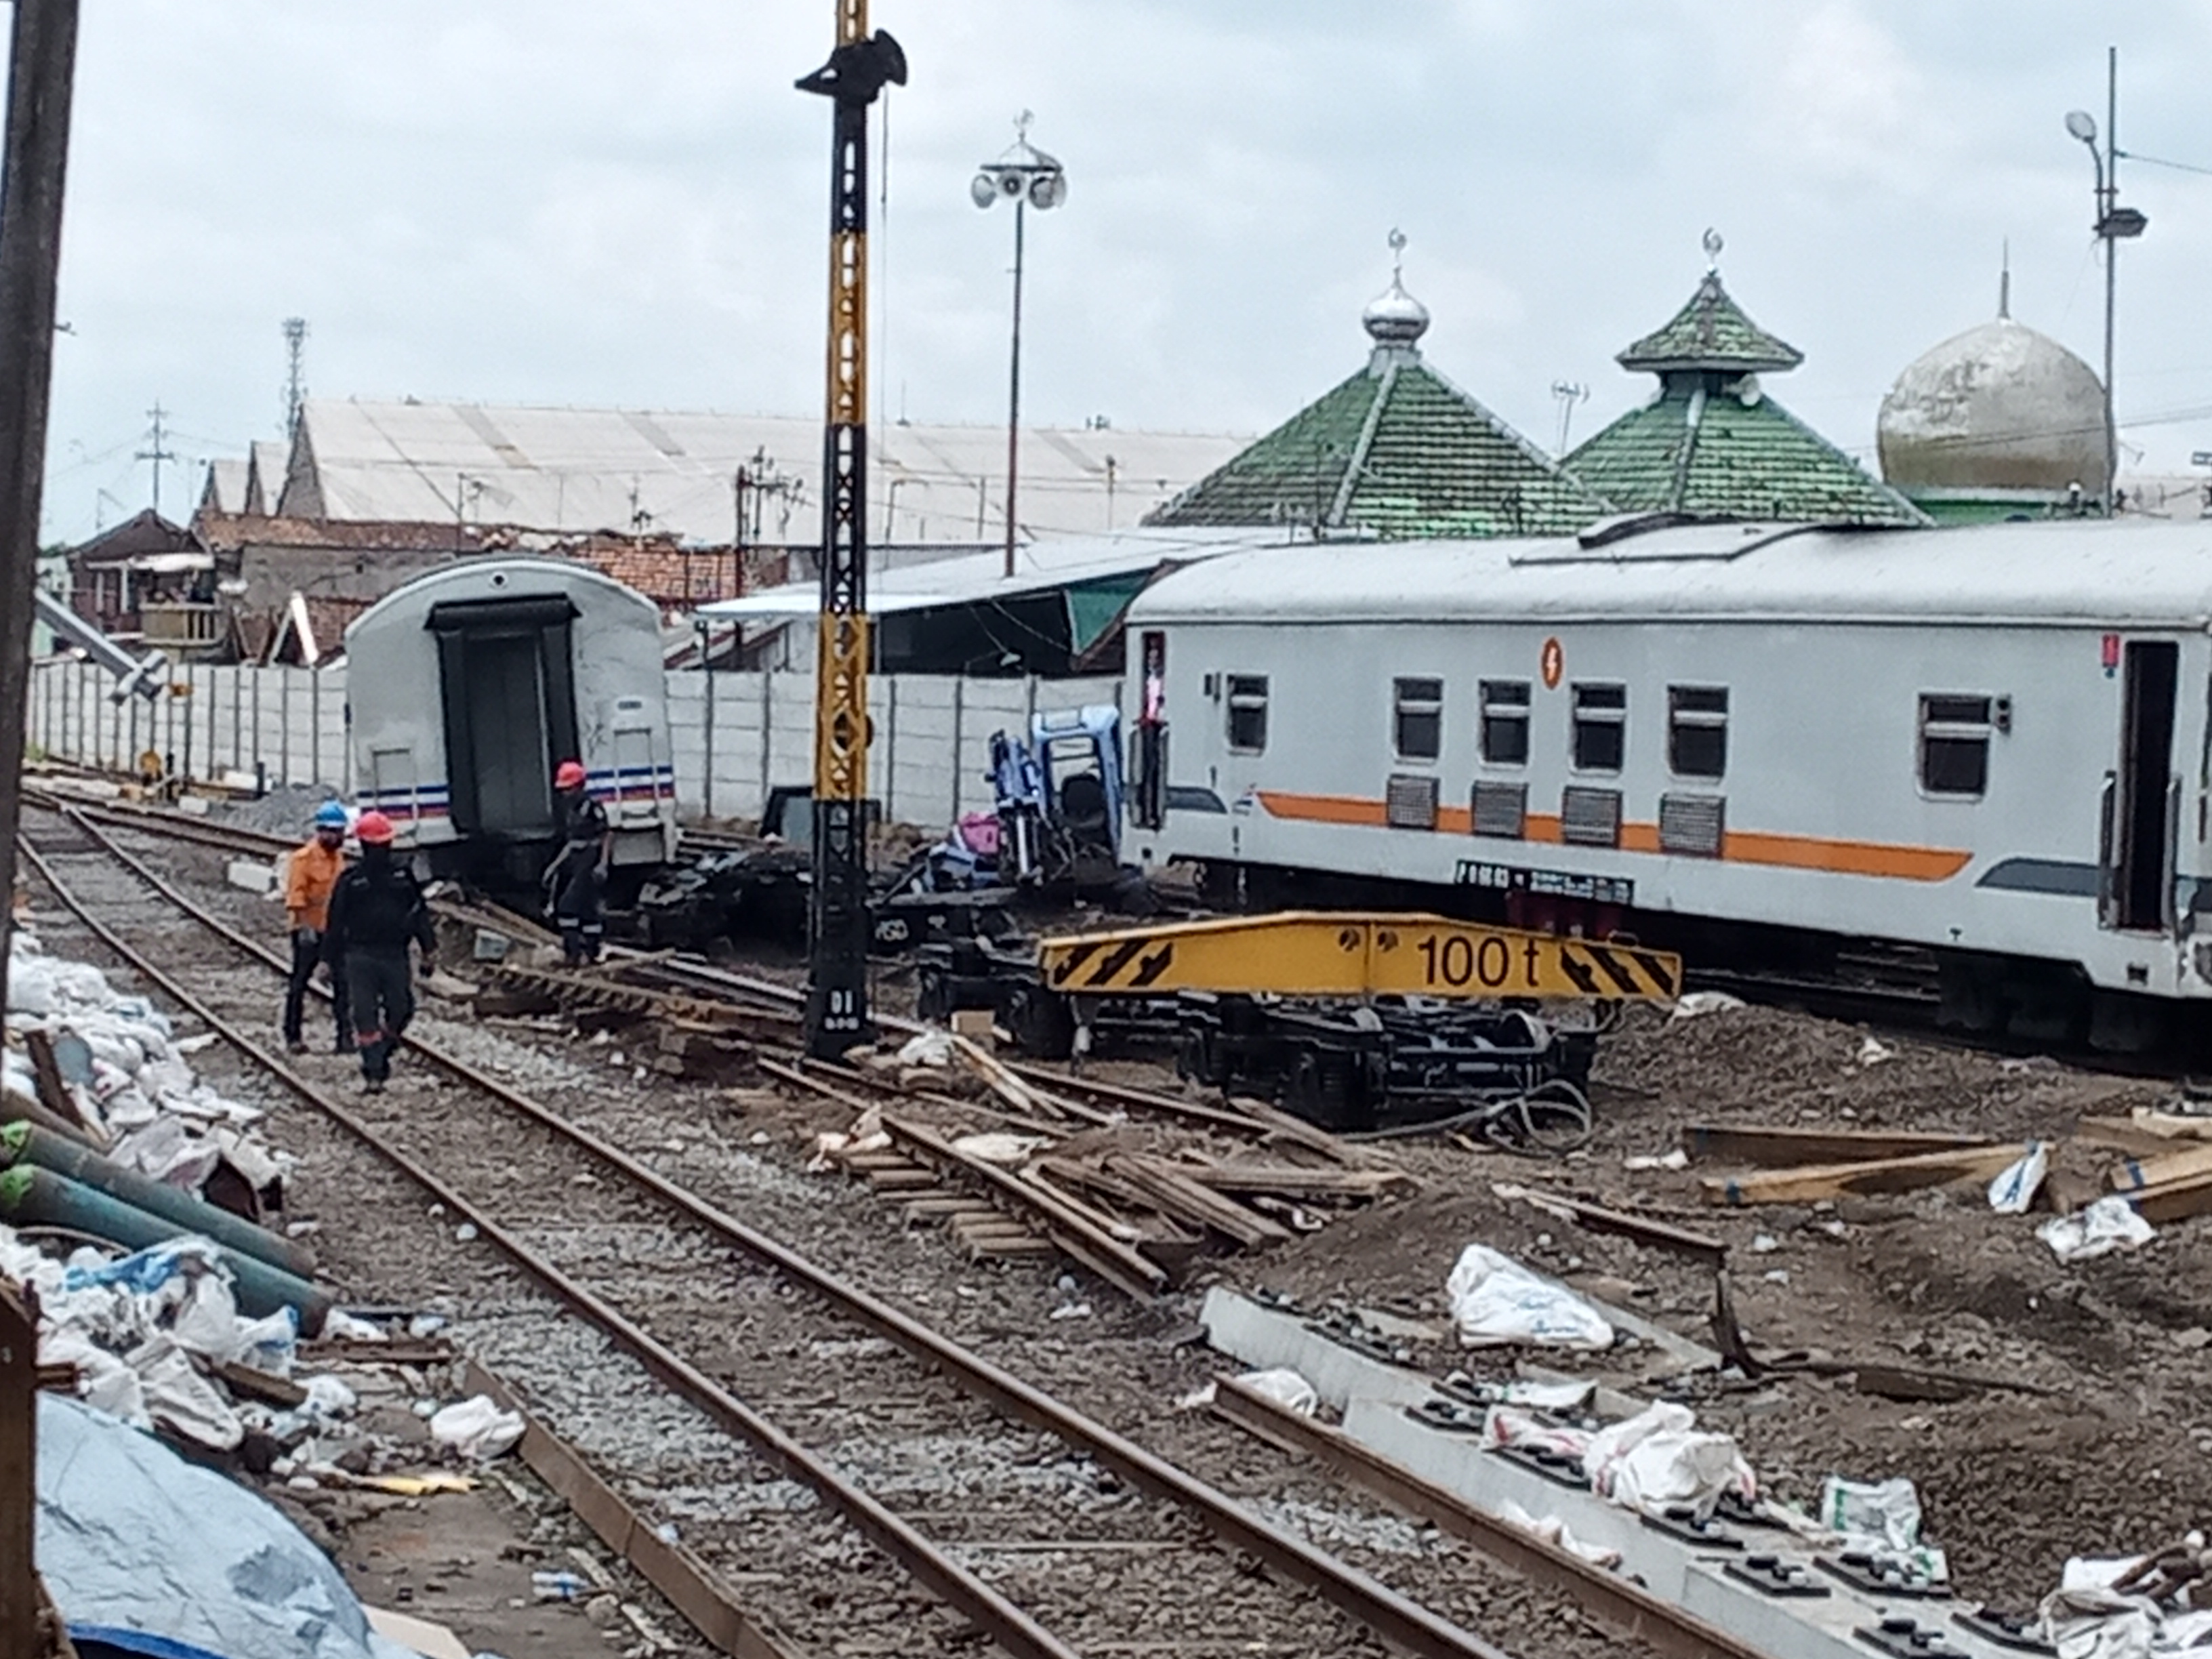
left=2116, top=147, right=2212, bottom=178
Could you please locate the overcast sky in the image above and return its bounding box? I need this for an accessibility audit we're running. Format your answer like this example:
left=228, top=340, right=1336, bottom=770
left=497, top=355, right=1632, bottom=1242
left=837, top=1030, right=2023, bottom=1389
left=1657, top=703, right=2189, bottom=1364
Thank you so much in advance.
left=38, top=0, right=2212, bottom=542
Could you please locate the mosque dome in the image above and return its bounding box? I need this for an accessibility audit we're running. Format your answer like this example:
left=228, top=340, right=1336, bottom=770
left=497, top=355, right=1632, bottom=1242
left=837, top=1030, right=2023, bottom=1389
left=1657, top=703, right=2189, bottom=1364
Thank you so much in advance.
left=1877, top=316, right=2108, bottom=497
left=1362, top=272, right=1430, bottom=348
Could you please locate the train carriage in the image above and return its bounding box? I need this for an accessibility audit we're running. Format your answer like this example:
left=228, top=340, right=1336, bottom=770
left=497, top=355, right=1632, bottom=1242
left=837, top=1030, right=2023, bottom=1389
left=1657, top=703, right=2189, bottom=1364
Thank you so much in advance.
left=344, top=558, right=679, bottom=888
left=1121, top=516, right=2212, bottom=1047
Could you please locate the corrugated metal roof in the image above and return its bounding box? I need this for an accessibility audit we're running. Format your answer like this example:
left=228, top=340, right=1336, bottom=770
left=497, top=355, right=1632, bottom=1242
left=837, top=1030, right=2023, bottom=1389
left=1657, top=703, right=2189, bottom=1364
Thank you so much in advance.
left=247, top=442, right=289, bottom=515
left=700, top=526, right=1280, bottom=621
left=1128, top=517, right=2212, bottom=625
left=201, top=459, right=248, bottom=516
left=277, top=398, right=1248, bottom=548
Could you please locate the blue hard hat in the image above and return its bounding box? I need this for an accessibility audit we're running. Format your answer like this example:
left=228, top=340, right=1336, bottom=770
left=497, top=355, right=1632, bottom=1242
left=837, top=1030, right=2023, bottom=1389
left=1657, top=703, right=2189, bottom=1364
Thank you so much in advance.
left=314, top=802, right=349, bottom=830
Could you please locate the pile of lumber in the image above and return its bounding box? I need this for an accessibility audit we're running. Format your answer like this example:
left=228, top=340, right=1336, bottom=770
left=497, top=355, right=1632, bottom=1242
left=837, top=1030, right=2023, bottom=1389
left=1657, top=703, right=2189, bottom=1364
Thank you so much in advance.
left=1684, top=1109, right=2212, bottom=1222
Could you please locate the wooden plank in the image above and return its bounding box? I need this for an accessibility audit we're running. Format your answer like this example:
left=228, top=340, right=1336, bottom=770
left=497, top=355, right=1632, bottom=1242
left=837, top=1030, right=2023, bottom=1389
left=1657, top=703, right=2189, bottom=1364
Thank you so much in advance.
left=1683, top=1122, right=1994, bottom=1168
left=1700, top=1143, right=2025, bottom=1206
left=1105, top=1155, right=1293, bottom=1249
left=0, top=1284, right=35, bottom=1659
left=2109, top=1143, right=2212, bottom=1192
left=1187, top=1163, right=1409, bottom=1199
left=2129, top=1169, right=2212, bottom=1225
left=1505, top=1185, right=1727, bottom=1266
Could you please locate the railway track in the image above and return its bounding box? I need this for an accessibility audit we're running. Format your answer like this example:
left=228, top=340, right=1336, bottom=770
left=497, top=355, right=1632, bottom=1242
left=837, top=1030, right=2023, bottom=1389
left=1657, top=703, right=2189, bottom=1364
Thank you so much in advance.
left=20, top=800, right=1558, bottom=1659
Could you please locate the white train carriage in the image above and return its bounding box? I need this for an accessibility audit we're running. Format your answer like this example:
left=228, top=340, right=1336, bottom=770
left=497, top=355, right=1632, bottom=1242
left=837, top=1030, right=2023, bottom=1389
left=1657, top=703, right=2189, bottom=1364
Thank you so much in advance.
left=344, top=558, right=678, bottom=884
left=1121, top=516, right=2212, bottom=1046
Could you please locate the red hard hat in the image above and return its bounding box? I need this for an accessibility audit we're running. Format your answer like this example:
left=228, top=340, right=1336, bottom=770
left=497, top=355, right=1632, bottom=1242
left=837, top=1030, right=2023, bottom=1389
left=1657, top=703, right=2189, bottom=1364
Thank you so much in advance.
left=354, top=811, right=396, bottom=846
left=554, top=760, right=587, bottom=790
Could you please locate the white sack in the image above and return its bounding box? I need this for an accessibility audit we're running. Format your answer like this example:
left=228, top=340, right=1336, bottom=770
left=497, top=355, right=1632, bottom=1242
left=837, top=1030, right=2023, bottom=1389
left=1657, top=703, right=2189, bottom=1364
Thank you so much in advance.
left=1820, top=1475, right=1923, bottom=1553
left=2039, top=1195, right=2155, bottom=1263
left=1988, top=1142, right=2050, bottom=1214
left=36, top=1393, right=412, bottom=1659
left=1236, top=1368, right=1318, bottom=1417
left=1446, top=1244, right=1614, bottom=1350
left=428, top=1394, right=525, bottom=1460
left=1584, top=1401, right=1756, bottom=1521
left=1499, top=1498, right=1623, bottom=1568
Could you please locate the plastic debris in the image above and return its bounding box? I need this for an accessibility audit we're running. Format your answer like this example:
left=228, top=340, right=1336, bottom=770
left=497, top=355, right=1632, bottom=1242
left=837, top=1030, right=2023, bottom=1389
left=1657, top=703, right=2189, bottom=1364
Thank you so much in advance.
left=428, top=1394, right=526, bottom=1460
left=1988, top=1142, right=2051, bottom=1214
left=1446, top=1243, right=1614, bottom=1350
left=1856, top=1035, right=1896, bottom=1066
left=1499, top=1497, right=1622, bottom=1568
left=1668, top=991, right=1744, bottom=1021
left=2039, top=1195, right=2155, bottom=1263
left=1622, top=1149, right=1689, bottom=1172
left=36, top=1392, right=413, bottom=1658
left=1235, top=1367, right=1319, bottom=1416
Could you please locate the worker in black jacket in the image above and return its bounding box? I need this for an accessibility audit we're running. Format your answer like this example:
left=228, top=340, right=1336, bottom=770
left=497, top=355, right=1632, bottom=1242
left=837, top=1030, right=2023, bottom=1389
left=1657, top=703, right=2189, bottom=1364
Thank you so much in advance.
left=323, top=811, right=436, bottom=1092
left=546, top=759, right=611, bottom=966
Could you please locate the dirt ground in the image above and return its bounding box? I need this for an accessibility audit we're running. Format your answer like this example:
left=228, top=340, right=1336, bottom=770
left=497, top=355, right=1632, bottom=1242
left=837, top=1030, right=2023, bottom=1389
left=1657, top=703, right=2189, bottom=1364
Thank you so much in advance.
left=1227, top=1001, right=2210, bottom=1607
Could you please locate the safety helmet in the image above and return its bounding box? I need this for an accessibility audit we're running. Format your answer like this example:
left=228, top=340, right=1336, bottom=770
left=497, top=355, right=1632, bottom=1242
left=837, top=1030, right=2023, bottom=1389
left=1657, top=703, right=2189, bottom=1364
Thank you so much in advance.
left=354, top=811, right=396, bottom=846
left=313, top=801, right=348, bottom=830
left=554, top=760, right=588, bottom=791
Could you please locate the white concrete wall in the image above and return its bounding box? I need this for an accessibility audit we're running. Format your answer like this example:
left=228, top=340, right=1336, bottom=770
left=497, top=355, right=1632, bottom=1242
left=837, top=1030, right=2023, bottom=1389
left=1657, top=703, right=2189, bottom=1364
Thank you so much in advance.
left=27, top=658, right=1121, bottom=833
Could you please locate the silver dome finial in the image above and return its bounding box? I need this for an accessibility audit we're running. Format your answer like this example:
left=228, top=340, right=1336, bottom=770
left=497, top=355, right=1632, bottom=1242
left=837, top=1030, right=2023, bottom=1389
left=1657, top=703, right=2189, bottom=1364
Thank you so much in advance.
left=1702, top=227, right=1724, bottom=271
left=1363, top=228, right=1430, bottom=352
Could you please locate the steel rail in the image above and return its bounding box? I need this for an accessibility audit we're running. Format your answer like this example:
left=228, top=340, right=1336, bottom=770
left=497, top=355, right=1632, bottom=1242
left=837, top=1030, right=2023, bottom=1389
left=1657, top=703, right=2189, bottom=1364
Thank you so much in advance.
left=16, top=823, right=1084, bottom=1659
left=33, top=801, right=1531, bottom=1659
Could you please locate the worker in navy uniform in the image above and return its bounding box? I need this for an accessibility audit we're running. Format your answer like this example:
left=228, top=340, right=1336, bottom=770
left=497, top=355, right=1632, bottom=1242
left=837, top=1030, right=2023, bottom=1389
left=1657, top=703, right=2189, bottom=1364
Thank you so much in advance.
left=322, top=811, right=437, bottom=1093
left=548, top=759, right=612, bottom=966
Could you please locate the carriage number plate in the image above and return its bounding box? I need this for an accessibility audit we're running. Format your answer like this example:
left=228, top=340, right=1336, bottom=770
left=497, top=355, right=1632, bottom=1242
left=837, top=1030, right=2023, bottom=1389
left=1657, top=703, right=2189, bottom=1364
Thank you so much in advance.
left=1454, top=861, right=1635, bottom=907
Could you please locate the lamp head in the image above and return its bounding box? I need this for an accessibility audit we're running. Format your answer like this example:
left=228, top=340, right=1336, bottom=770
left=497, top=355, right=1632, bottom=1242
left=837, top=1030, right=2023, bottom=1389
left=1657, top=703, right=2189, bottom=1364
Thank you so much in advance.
left=2066, top=108, right=2098, bottom=145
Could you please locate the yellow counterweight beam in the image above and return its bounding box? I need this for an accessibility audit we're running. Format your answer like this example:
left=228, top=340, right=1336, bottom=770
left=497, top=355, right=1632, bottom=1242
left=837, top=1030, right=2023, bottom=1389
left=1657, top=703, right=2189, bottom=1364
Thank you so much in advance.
left=1038, top=912, right=1681, bottom=1002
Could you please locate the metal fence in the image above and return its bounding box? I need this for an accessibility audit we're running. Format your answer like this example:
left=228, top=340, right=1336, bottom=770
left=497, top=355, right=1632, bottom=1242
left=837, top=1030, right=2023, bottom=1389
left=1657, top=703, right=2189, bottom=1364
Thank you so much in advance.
left=26, top=658, right=1122, bottom=832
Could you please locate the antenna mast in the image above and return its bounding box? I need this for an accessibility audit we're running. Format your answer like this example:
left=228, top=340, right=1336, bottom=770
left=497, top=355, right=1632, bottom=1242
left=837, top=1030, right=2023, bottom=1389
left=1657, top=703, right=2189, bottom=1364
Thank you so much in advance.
left=281, top=316, right=308, bottom=437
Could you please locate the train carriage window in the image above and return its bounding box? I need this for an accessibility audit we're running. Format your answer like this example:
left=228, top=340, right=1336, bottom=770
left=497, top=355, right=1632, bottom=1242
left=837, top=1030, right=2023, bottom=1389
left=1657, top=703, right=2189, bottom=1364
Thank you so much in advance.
left=1919, top=694, right=1992, bottom=796
left=1571, top=682, right=1627, bottom=772
left=1668, top=686, right=1729, bottom=779
left=1480, top=680, right=1531, bottom=765
left=1393, top=676, right=1444, bottom=762
left=1226, top=675, right=1269, bottom=754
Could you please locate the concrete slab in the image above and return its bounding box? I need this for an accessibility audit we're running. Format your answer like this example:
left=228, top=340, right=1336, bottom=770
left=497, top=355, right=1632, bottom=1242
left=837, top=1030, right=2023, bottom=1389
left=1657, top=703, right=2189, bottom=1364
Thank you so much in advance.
left=1340, top=1393, right=2013, bottom=1659
left=1198, top=1287, right=1438, bottom=1412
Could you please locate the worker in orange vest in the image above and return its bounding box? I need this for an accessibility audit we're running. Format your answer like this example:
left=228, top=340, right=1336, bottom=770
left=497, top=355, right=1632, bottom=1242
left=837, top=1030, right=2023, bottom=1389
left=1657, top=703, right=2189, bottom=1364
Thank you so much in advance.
left=282, top=801, right=352, bottom=1054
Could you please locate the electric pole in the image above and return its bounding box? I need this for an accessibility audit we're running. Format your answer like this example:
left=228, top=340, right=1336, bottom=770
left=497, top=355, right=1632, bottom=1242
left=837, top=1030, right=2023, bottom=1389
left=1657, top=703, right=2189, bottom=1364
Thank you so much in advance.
left=796, top=2, right=904, bottom=1057
left=0, top=4, right=81, bottom=1643
left=136, top=401, right=175, bottom=516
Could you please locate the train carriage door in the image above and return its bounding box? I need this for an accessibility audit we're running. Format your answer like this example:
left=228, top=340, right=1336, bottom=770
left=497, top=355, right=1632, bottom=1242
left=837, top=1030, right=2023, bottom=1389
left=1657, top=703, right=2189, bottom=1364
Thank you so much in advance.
left=427, top=595, right=581, bottom=841
left=2109, top=640, right=2179, bottom=933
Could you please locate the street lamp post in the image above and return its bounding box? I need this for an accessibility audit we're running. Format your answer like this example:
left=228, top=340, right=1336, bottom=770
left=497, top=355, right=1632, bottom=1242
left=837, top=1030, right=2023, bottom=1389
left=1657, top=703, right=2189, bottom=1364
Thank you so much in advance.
left=972, top=112, right=1065, bottom=579
left=2068, top=47, right=2147, bottom=515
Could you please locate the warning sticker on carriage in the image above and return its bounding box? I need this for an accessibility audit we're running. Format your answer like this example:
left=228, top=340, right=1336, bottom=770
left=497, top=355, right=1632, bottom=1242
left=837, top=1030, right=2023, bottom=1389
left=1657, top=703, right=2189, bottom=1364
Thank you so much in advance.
left=1455, top=861, right=1635, bottom=907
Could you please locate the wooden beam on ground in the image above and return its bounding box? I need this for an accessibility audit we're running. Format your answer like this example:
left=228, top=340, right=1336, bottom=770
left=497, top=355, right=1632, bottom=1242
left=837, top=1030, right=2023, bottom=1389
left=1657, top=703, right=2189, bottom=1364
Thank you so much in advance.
left=1682, top=1122, right=1994, bottom=1168
left=1700, top=1143, right=2025, bottom=1207
left=2109, top=1143, right=2212, bottom=1193
left=2127, top=1168, right=2212, bottom=1225
left=0, top=1282, right=36, bottom=1658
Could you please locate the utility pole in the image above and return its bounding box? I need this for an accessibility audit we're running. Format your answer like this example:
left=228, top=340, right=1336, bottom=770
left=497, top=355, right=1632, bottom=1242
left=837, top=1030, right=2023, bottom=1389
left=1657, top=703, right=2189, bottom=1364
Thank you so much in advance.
left=796, top=2, right=904, bottom=1057
left=136, top=401, right=175, bottom=516
left=970, top=115, right=1066, bottom=578
left=0, top=5, right=81, bottom=1645
left=281, top=316, right=308, bottom=438
left=2067, top=49, right=2146, bottom=515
